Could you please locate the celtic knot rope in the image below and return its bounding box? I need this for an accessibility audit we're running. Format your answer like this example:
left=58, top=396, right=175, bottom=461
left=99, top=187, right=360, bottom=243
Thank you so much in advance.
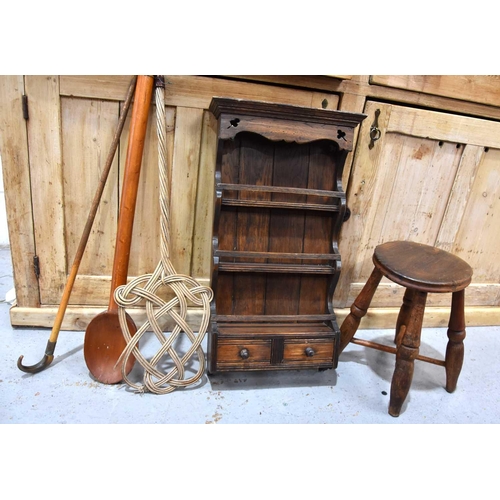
left=114, top=76, right=213, bottom=394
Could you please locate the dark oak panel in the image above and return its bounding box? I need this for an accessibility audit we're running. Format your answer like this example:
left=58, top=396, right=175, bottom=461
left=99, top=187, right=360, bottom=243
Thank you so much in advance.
left=208, top=98, right=366, bottom=373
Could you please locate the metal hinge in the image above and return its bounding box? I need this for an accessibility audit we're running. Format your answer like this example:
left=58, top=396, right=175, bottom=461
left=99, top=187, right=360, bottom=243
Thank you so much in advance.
left=33, top=255, right=40, bottom=279
left=22, top=95, right=29, bottom=120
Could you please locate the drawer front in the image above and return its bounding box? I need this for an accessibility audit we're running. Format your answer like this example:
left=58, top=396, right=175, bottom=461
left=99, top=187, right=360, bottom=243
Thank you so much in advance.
left=213, top=336, right=335, bottom=372
left=216, top=339, right=272, bottom=369
left=283, top=340, right=334, bottom=365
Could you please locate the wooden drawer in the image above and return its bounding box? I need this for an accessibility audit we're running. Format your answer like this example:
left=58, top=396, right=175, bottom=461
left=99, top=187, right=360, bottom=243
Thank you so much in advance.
left=213, top=335, right=335, bottom=372
left=216, top=339, right=272, bottom=370
left=210, top=321, right=338, bottom=372
left=283, top=339, right=334, bottom=365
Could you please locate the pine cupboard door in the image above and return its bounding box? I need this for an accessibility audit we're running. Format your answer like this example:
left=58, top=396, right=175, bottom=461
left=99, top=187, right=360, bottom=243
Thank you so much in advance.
left=1, top=75, right=341, bottom=328
left=336, top=101, right=500, bottom=324
left=23, top=75, right=131, bottom=307
left=21, top=76, right=199, bottom=309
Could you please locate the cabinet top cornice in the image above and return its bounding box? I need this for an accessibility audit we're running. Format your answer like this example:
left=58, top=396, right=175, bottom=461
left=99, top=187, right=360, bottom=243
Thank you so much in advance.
left=209, top=97, right=366, bottom=129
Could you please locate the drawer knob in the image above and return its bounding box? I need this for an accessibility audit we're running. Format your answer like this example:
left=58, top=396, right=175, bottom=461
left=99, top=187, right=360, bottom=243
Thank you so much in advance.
left=239, top=348, right=250, bottom=359
left=305, top=347, right=315, bottom=357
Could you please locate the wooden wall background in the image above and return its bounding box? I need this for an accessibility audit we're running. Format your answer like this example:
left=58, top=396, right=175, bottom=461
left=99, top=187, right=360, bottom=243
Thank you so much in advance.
left=0, top=75, right=499, bottom=330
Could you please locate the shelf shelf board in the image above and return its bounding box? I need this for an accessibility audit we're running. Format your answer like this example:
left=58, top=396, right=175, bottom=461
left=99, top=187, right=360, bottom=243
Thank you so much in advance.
left=215, top=250, right=340, bottom=261
left=221, top=198, right=339, bottom=212
left=218, top=183, right=344, bottom=199
left=214, top=314, right=337, bottom=323
left=218, top=262, right=335, bottom=274
left=216, top=321, right=336, bottom=338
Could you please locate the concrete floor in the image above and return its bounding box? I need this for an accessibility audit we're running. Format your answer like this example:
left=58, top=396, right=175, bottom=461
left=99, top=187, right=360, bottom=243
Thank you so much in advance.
left=1, top=246, right=499, bottom=425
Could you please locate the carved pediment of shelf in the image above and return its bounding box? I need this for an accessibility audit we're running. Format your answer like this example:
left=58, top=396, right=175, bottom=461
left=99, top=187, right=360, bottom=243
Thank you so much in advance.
left=209, top=97, right=366, bottom=150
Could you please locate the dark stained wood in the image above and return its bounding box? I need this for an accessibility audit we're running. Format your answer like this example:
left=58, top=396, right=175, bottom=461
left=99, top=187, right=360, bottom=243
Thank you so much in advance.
left=214, top=137, right=241, bottom=315
left=209, top=97, right=365, bottom=129
left=209, top=97, right=365, bottom=149
left=395, top=288, right=415, bottom=344
left=217, top=322, right=335, bottom=336
left=214, top=323, right=335, bottom=372
left=218, top=183, right=344, bottom=199
left=339, top=267, right=383, bottom=352
left=299, top=142, right=339, bottom=317
left=445, top=289, right=466, bottom=392
left=214, top=314, right=336, bottom=323
left=340, top=240, right=473, bottom=416
left=389, top=290, right=427, bottom=417
left=373, top=240, right=473, bottom=292
left=218, top=262, right=335, bottom=274
left=221, top=198, right=340, bottom=212
left=257, top=141, right=308, bottom=264
left=283, top=340, right=334, bottom=362
left=208, top=97, right=366, bottom=373
left=217, top=339, right=272, bottom=363
left=350, top=338, right=446, bottom=366
left=265, top=144, right=307, bottom=316
left=216, top=250, right=340, bottom=261
left=232, top=134, right=273, bottom=316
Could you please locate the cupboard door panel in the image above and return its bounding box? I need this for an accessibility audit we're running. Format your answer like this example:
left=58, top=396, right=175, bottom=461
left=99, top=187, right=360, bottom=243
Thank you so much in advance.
left=1, top=75, right=344, bottom=329
left=337, top=101, right=500, bottom=310
left=357, top=135, right=463, bottom=280
left=451, top=148, right=500, bottom=291
left=169, top=107, right=204, bottom=276
left=61, top=97, right=119, bottom=280
left=126, top=103, right=162, bottom=278
left=25, top=76, right=67, bottom=305
left=191, top=111, right=219, bottom=280
left=0, top=76, right=39, bottom=307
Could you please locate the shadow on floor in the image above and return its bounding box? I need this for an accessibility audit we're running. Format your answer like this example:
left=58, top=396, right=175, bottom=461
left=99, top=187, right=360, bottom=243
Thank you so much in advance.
left=339, top=333, right=447, bottom=391
left=207, top=366, right=338, bottom=391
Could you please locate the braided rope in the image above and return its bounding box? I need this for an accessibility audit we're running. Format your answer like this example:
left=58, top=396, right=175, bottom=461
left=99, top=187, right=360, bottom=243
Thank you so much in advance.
left=114, top=78, right=213, bottom=394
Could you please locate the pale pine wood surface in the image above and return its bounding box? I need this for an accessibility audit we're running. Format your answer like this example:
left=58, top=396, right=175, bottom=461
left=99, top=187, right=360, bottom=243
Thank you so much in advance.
left=24, top=76, right=67, bottom=305
left=191, top=111, right=218, bottom=280
left=371, top=75, right=500, bottom=108
left=451, top=148, right=500, bottom=283
left=0, top=76, right=39, bottom=307
left=436, top=145, right=485, bottom=252
left=61, top=97, right=119, bottom=278
left=59, top=75, right=341, bottom=111
left=1, top=75, right=499, bottom=329
left=337, top=100, right=500, bottom=312
left=125, top=103, right=161, bottom=277
left=170, top=106, right=204, bottom=275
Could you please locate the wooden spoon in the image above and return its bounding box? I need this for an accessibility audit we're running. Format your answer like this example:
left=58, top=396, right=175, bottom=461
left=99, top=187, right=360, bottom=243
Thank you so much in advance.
left=83, top=75, right=154, bottom=384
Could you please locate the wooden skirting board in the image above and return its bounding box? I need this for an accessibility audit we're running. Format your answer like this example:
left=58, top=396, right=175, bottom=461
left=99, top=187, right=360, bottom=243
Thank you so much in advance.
left=9, top=306, right=499, bottom=331
left=9, top=306, right=210, bottom=332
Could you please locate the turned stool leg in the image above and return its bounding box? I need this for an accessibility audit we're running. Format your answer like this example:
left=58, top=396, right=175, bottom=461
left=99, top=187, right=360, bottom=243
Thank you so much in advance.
left=340, top=267, right=383, bottom=353
left=394, top=288, right=415, bottom=345
left=389, top=290, right=427, bottom=417
left=445, top=289, right=466, bottom=393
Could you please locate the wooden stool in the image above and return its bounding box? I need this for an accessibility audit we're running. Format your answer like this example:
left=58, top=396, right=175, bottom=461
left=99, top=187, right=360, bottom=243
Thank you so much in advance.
left=340, top=241, right=473, bottom=417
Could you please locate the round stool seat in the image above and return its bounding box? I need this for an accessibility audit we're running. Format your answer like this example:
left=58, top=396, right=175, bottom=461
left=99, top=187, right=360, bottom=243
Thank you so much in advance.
left=373, top=241, right=473, bottom=293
